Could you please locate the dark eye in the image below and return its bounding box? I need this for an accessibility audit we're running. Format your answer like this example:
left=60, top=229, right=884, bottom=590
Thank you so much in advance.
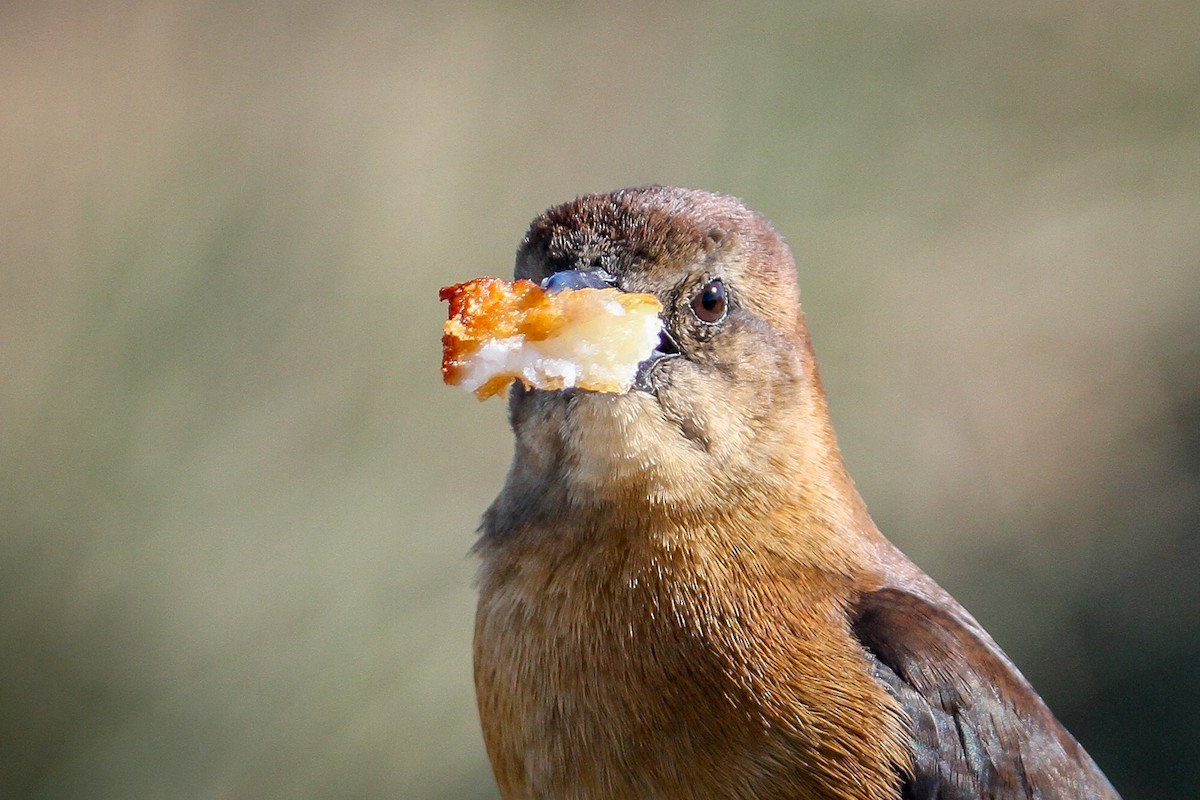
left=690, top=279, right=727, bottom=324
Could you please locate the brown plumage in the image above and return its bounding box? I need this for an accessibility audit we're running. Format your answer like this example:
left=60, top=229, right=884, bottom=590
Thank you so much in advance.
left=472, top=186, right=1120, bottom=799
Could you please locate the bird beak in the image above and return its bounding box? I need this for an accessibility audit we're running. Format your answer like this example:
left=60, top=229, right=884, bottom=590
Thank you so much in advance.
left=634, top=328, right=680, bottom=393
left=540, top=267, right=618, bottom=293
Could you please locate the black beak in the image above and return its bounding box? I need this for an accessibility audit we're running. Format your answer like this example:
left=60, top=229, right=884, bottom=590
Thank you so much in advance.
left=540, top=268, right=618, bottom=294
left=634, top=328, right=680, bottom=393
left=654, top=328, right=680, bottom=357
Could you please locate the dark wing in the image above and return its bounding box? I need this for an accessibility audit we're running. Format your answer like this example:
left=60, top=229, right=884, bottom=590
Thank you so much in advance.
left=851, top=588, right=1120, bottom=800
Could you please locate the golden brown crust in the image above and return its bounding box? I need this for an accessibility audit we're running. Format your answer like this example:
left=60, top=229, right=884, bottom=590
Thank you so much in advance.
left=440, top=277, right=544, bottom=399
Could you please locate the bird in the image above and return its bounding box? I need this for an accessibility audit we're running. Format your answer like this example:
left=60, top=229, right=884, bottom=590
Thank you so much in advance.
left=470, top=185, right=1121, bottom=799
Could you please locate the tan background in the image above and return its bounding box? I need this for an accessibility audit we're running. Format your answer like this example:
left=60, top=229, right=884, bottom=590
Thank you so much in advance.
left=2, top=3, right=1198, bottom=798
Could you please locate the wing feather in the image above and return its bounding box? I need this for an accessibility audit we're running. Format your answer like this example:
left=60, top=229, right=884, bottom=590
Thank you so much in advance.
left=851, top=588, right=1120, bottom=799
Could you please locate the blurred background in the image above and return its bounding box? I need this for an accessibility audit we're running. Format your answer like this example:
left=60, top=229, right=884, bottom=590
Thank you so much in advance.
left=2, top=2, right=1197, bottom=798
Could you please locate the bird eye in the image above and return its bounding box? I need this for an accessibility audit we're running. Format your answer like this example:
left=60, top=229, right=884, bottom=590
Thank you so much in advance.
left=690, top=279, right=727, bottom=324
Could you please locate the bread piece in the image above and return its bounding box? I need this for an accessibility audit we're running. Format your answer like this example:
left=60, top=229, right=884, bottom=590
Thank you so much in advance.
left=440, top=277, right=663, bottom=400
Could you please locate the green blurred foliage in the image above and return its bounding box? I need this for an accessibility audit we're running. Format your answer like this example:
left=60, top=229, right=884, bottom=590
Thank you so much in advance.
left=1, top=2, right=1197, bottom=798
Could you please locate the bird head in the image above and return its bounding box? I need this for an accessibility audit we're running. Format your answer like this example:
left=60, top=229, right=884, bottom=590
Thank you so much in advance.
left=500, top=186, right=841, bottom=518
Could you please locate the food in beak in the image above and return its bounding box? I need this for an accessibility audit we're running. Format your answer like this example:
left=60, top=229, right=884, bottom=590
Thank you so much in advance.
left=439, top=277, right=663, bottom=400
